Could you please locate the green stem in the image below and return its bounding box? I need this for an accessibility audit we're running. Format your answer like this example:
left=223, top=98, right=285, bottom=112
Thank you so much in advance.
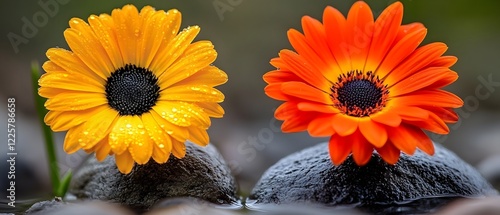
left=31, top=61, right=61, bottom=196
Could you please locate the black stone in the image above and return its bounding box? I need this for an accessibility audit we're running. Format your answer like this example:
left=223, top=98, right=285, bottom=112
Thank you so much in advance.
left=248, top=142, right=497, bottom=214
left=69, top=142, right=239, bottom=213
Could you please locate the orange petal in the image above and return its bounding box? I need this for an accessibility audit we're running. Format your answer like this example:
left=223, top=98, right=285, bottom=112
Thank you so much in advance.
left=416, top=134, right=435, bottom=155
left=428, top=56, right=458, bottom=68
left=359, top=118, right=387, bottom=148
left=297, top=102, right=339, bottom=113
left=275, top=102, right=299, bottom=120
left=424, top=70, right=459, bottom=90
left=307, top=115, right=336, bottom=137
left=392, top=106, right=429, bottom=122
left=281, top=112, right=317, bottom=133
left=332, top=114, right=358, bottom=136
left=376, top=142, right=401, bottom=165
left=390, top=68, right=457, bottom=96
left=351, top=130, right=373, bottom=166
left=323, top=6, right=350, bottom=72
left=405, top=111, right=450, bottom=135
left=384, top=42, right=448, bottom=84
left=387, top=125, right=421, bottom=155
left=301, top=16, right=334, bottom=64
left=263, top=70, right=301, bottom=84
left=424, top=107, right=458, bottom=123
left=370, top=110, right=402, bottom=127
left=281, top=81, right=332, bottom=104
left=264, top=83, right=289, bottom=101
left=395, top=22, right=425, bottom=43
left=345, top=1, right=374, bottom=69
left=279, top=50, right=330, bottom=92
left=376, top=28, right=427, bottom=78
left=392, top=90, right=463, bottom=108
left=287, top=29, right=329, bottom=76
left=328, top=134, right=352, bottom=165
left=365, top=1, right=403, bottom=72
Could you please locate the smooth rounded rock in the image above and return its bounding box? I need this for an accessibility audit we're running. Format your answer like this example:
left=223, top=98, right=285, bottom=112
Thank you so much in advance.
left=69, top=142, right=239, bottom=212
left=26, top=200, right=134, bottom=215
left=24, top=198, right=67, bottom=215
left=248, top=142, right=497, bottom=214
left=146, top=197, right=240, bottom=215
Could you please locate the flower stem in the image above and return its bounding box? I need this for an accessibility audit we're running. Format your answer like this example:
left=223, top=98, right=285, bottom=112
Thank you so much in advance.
left=31, top=61, right=62, bottom=196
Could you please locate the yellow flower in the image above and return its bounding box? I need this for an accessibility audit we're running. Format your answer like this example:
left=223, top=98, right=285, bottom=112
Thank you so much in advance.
left=39, top=5, right=227, bottom=174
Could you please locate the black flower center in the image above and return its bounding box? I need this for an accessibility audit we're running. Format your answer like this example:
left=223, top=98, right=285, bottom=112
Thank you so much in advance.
left=105, top=64, right=160, bottom=116
left=331, top=70, right=389, bottom=117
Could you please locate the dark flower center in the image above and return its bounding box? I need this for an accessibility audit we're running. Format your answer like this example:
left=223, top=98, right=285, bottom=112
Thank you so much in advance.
left=331, top=70, right=388, bottom=117
left=105, top=64, right=160, bottom=116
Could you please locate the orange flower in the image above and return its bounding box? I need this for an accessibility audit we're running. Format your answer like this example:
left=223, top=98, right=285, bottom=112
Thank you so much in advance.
left=263, top=1, right=463, bottom=166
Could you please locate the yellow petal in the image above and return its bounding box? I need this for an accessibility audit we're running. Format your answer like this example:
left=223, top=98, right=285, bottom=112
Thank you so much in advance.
left=108, top=115, right=144, bottom=155
left=152, top=101, right=210, bottom=128
left=142, top=112, right=173, bottom=151
left=115, top=150, right=134, bottom=174
left=136, top=9, right=172, bottom=68
left=149, top=110, right=189, bottom=142
left=111, top=4, right=140, bottom=65
left=44, top=105, right=107, bottom=132
left=64, top=107, right=118, bottom=151
left=127, top=117, right=153, bottom=165
left=45, top=48, right=104, bottom=82
left=152, top=143, right=171, bottom=164
left=39, top=71, right=103, bottom=93
left=159, top=85, right=224, bottom=103
left=187, top=126, right=209, bottom=146
left=88, top=14, right=124, bottom=69
left=149, top=25, right=200, bottom=76
left=65, top=19, right=113, bottom=78
left=63, top=124, right=85, bottom=154
left=95, top=139, right=111, bottom=162
left=157, top=41, right=217, bottom=87
left=171, top=66, right=228, bottom=88
left=44, top=91, right=107, bottom=111
left=171, top=138, right=186, bottom=159
left=195, top=102, right=224, bottom=118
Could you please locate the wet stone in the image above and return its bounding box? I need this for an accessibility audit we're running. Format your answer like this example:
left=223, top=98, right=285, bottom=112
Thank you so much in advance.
left=146, top=197, right=240, bottom=215
left=69, top=142, right=239, bottom=213
left=26, top=200, right=135, bottom=215
left=248, top=142, right=498, bottom=214
left=24, top=198, right=67, bottom=215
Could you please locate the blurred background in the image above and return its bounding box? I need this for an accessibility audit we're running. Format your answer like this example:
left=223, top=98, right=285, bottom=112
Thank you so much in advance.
left=0, top=0, right=499, bottom=208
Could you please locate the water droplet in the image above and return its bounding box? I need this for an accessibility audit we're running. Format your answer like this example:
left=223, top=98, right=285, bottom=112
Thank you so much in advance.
left=137, top=124, right=144, bottom=129
left=126, top=124, right=132, bottom=128
left=159, top=144, right=165, bottom=148
left=166, top=131, right=173, bottom=135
